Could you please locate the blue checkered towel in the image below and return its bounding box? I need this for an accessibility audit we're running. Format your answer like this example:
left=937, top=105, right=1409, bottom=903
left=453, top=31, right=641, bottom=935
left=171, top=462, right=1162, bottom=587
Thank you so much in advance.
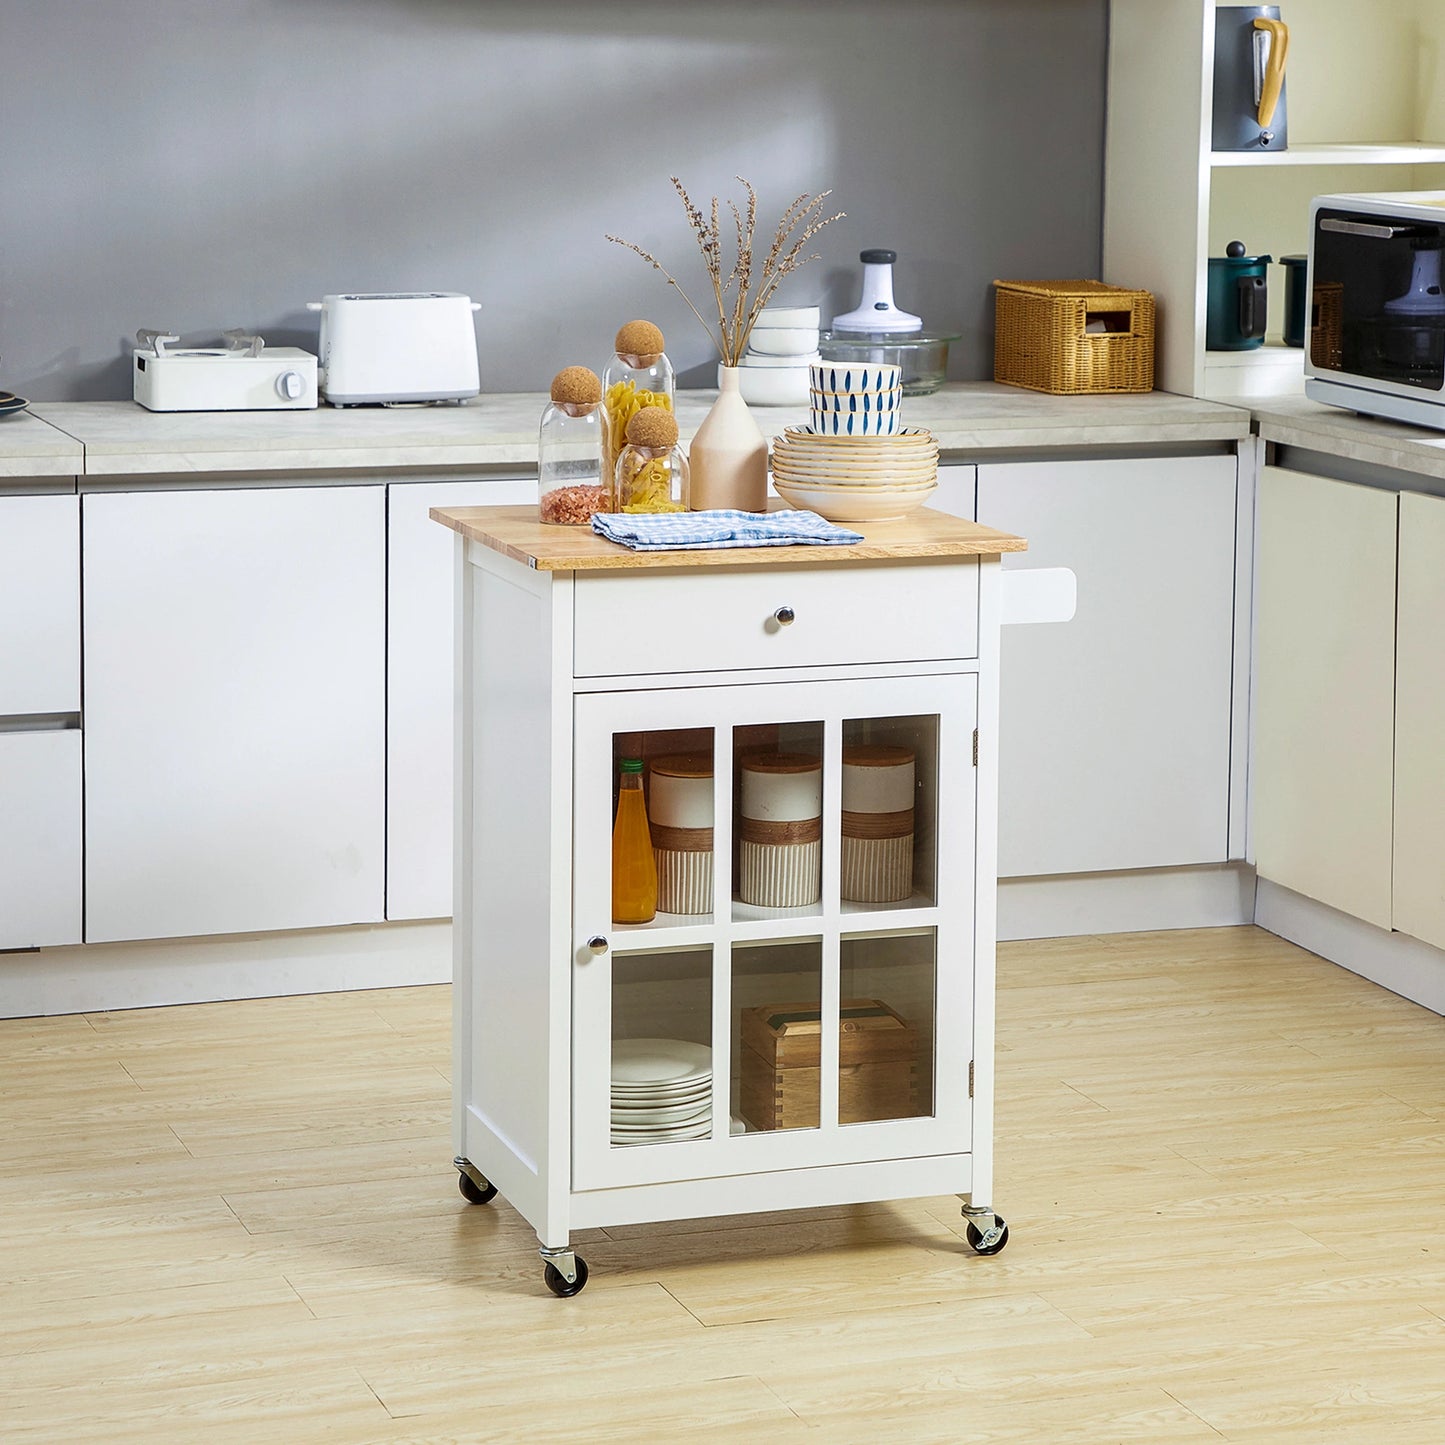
left=592, top=509, right=864, bottom=551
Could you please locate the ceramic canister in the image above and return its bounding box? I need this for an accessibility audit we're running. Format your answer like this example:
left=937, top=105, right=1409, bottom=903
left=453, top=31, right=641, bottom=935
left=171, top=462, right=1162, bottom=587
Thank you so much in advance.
left=738, top=752, right=823, bottom=908
left=840, top=745, right=916, bottom=903
left=649, top=754, right=713, bottom=915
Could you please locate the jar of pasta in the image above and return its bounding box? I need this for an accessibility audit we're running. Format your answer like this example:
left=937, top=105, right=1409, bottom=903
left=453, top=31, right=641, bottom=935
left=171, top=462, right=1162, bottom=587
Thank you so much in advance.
left=538, top=366, right=610, bottom=525
left=613, top=406, right=688, bottom=514
left=602, top=320, right=675, bottom=487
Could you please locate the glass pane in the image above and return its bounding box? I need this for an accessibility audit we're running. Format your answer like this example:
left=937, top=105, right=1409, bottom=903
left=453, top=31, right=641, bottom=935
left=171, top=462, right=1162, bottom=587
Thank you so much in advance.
left=609, top=728, right=714, bottom=926
left=838, top=930, right=937, bottom=1123
left=841, top=714, right=939, bottom=911
left=732, top=938, right=823, bottom=1135
left=732, top=720, right=824, bottom=920
left=611, top=946, right=712, bottom=1149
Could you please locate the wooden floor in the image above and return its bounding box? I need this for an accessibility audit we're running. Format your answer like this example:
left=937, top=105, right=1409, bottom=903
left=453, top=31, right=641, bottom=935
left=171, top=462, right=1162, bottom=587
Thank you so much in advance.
left=4, top=925, right=1445, bottom=1442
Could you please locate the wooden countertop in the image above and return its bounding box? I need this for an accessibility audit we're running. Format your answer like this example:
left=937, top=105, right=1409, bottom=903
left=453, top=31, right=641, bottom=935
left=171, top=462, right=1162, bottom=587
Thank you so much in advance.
left=431, top=504, right=1028, bottom=571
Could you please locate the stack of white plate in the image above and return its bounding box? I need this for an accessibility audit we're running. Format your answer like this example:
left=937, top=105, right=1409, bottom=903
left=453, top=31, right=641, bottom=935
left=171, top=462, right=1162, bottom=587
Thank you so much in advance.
left=771, top=425, right=939, bottom=522
left=611, top=1038, right=712, bottom=1146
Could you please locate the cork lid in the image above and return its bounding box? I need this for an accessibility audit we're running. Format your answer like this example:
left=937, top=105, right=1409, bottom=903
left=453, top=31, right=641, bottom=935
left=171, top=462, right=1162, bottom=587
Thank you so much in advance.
left=843, top=745, right=916, bottom=768
left=650, top=753, right=714, bottom=779
left=615, top=319, right=665, bottom=362
left=550, top=365, right=602, bottom=406
left=740, top=751, right=822, bottom=775
left=625, top=406, right=678, bottom=449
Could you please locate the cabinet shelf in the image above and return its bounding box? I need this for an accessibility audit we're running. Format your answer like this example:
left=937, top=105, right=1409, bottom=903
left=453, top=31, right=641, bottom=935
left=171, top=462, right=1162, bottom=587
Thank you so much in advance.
left=1211, top=142, right=1445, bottom=168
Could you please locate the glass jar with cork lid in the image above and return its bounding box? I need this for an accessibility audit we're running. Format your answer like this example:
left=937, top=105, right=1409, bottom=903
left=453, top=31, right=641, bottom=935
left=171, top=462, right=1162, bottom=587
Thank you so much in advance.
left=612, top=405, right=689, bottom=514
left=602, top=320, right=675, bottom=486
left=538, top=366, right=610, bottom=525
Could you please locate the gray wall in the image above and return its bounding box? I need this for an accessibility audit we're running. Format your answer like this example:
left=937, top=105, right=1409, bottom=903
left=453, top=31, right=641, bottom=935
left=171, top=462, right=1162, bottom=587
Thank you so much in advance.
left=0, top=0, right=1108, bottom=401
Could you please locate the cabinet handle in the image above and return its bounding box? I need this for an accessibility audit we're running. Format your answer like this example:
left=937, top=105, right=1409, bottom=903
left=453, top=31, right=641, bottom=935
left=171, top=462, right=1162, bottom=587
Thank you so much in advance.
left=773, top=605, right=796, bottom=627
left=585, top=935, right=609, bottom=957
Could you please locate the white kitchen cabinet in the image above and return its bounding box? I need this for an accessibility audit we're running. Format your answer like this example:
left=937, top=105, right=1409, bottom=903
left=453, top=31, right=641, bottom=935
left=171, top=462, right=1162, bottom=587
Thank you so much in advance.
left=977, top=453, right=1237, bottom=878
left=0, top=492, right=80, bottom=715
left=1391, top=490, right=1445, bottom=951
left=1253, top=465, right=1397, bottom=929
left=83, top=485, right=386, bottom=943
left=442, top=506, right=1020, bottom=1293
left=0, top=729, right=82, bottom=948
left=385, top=476, right=533, bottom=921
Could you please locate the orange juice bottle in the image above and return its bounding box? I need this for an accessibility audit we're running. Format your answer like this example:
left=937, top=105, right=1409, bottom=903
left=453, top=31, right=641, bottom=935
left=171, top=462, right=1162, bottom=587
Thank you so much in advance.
left=611, top=758, right=657, bottom=923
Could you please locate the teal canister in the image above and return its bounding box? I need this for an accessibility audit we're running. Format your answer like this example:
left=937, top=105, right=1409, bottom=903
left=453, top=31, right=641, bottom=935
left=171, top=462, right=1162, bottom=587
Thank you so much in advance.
left=1207, top=241, right=1272, bottom=350
left=1280, top=255, right=1308, bottom=347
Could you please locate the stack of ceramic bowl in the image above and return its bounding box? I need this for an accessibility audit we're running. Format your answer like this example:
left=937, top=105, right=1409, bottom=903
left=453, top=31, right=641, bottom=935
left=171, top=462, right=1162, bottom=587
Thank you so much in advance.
left=732, top=305, right=821, bottom=407
left=809, top=361, right=903, bottom=436
left=610, top=1038, right=712, bottom=1146
left=770, top=424, right=939, bottom=522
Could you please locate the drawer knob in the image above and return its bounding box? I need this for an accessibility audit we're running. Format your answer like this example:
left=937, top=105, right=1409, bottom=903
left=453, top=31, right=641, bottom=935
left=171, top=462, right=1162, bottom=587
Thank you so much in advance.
left=773, top=605, right=796, bottom=627
left=585, top=935, right=610, bottom=957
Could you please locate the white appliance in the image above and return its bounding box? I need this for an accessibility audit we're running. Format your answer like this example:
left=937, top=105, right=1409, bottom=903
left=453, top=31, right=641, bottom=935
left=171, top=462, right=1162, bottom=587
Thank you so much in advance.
left=306, top=292, right=481, bottom=406
left=132, top=330, right=318, bottom=411
left=1306, top=191, right=1445, bottom=430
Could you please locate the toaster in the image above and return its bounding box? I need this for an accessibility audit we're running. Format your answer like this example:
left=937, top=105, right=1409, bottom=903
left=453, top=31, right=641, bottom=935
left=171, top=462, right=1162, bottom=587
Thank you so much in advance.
left=306, top=292, right=481, bottom=405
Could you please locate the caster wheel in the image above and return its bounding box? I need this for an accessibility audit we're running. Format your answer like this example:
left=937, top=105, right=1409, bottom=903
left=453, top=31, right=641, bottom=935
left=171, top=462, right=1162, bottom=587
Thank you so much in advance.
left=966, top=1218, right=1010, bottom=1256
left=544, top=1256, right=589, bottom=1297
left=457, top=1171, right=497, bottom=1206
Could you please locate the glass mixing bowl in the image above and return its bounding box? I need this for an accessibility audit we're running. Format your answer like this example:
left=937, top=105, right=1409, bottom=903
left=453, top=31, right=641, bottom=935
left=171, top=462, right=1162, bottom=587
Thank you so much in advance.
left=817, top=330, right=957, bottom=395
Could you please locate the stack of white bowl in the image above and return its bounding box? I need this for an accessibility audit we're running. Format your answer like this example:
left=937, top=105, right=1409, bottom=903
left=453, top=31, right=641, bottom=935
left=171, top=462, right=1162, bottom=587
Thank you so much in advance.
left=733, top=305, right=821, bottom=406
left=809, top=362, right=904, bottom=436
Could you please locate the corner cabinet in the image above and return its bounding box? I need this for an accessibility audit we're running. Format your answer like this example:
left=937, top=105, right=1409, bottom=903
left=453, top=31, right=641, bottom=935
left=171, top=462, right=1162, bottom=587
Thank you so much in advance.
left=439, top=506, right=1024, bottom=1295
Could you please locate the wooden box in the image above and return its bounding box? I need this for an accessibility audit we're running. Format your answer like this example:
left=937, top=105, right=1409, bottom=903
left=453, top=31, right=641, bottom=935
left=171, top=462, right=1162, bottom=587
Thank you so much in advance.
left=739, top=997, right=917, bottom=1131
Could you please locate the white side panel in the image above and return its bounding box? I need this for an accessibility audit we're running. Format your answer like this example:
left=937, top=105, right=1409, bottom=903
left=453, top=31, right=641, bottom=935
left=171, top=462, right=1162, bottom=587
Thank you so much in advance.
left=1253, top=466, right=1396, bottom=929
left=0, top=493, right=80, bottom=715
left=979, top=453, right=1238, bottom=877
left=458, top=551, right=571, bottom=1244
left=386, top=477, right=532, bottom=921
left=1392, top=490, right=1445, bottom=951
left=83, top=486, right=386, bottom=943
left=0, top=728, right=82, bottom=948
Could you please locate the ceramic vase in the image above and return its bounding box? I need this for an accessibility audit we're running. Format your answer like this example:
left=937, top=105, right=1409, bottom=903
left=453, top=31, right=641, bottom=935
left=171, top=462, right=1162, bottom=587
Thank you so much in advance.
left=688, top=366, right=769, bottom=512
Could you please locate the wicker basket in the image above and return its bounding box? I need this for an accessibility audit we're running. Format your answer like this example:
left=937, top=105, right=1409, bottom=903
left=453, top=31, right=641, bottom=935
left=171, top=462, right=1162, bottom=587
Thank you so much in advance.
left=993, top=279, right=1155, bottom=394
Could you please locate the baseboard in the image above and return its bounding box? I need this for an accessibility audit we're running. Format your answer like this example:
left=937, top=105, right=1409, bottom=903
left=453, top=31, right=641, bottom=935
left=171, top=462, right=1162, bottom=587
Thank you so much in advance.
left=1254, top=878, right=1445, bottom=1017
left=0, top=919, right=452, bottom=1019
left=998, top=862, right=1256, bottom=941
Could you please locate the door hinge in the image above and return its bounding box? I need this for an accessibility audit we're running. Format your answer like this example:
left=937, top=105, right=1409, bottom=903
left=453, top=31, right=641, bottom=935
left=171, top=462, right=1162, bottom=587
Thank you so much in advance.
left=972, top=729, right=979, bottom=767
left=968, top=1059, right=975, bottom=1097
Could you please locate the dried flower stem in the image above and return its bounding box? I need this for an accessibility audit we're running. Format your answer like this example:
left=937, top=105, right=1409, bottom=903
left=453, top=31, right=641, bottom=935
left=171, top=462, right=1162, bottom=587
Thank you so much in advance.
left=608, top=176, right=844, bottom=368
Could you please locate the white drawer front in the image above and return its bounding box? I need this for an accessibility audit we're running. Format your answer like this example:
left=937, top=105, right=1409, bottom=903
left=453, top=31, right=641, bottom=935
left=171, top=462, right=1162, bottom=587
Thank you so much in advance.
left=0, top=494, right=80, bottom=715
left=573, top=561, right=978, bottom=677
left=0, top=728, right=82, bottom=948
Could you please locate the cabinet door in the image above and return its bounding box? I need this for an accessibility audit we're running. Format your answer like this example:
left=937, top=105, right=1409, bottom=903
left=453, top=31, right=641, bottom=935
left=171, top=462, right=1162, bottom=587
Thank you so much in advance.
left=0, top=728, right=82, bottom=948
left=1393, top=490, right=1445, bottom=949
left=571, top=673, right=977, bottom=1193
left=386, top=477, right=533, bottom=921
left=0, top=493, right=80, bottom=715
left=1253, top=467, right=1396, bottom=928
left=978, top=453, right=1237, bottom=876
left=83, top=485, right=386, bottom=943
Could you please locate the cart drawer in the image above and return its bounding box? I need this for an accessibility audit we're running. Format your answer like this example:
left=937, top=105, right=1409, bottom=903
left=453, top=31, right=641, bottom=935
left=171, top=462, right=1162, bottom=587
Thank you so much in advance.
left=573, top=561, right=978, bottom=677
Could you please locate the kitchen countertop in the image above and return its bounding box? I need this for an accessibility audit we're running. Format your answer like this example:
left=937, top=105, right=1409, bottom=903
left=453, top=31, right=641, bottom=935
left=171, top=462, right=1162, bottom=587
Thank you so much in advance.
left=10, top=384, right=1251, bottom=479
left=432, top=503, right=1027, bottom=572
left=1248, top=394, right=1445, bottom=484
left=0, top=410, right=85, bottom=478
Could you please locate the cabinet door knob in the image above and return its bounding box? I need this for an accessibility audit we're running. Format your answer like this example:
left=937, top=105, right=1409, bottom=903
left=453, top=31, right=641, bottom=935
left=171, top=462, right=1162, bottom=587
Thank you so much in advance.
left=585, top=935, right=609, bottom=957
left=773, top=605, right=796, bottom=627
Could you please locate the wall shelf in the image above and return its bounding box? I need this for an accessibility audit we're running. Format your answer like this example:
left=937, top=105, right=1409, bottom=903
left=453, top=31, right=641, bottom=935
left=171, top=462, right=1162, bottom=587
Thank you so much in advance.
left=1106, top=0, right=1445, bottom=399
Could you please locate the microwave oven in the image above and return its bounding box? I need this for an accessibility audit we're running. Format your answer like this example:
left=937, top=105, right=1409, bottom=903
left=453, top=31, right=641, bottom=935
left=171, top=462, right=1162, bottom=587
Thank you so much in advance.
left=1305, top=191, right=1445, bottom=430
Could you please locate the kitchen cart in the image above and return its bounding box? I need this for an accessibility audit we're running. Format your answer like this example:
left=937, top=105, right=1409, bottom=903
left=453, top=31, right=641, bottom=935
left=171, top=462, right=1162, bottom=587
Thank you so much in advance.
left=432, top=504, right=1035, bottom=1295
